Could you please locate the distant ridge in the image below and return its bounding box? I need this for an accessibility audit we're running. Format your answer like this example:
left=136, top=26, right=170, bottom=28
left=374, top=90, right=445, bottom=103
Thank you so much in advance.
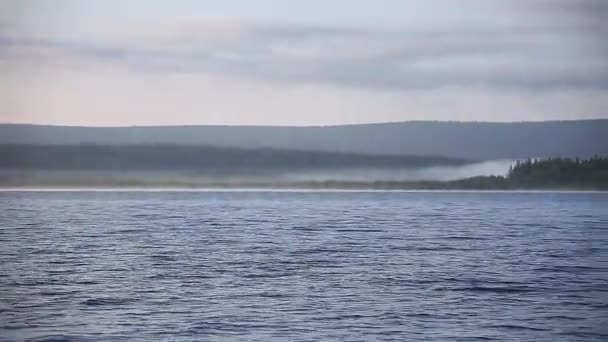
left=0, top=144, right=467, bottom=171
left=1, top=120, right=606, bottom=159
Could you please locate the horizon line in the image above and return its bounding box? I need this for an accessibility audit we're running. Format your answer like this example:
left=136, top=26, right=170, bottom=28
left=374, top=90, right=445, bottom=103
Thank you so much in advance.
left=0, top=118, right=606, bottom=129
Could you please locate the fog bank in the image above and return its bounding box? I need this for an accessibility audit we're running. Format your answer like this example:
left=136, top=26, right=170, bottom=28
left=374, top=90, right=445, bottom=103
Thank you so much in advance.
left=283, top=160, right=514, bottom=182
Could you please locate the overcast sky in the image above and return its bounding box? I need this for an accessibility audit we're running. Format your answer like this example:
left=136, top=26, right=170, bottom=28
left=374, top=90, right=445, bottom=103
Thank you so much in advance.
left=0, top=0, right=606, bottom=126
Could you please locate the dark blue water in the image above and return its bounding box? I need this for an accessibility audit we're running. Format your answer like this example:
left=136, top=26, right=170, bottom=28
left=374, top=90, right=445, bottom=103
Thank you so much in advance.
left=1, top=191, right=607, bottom=341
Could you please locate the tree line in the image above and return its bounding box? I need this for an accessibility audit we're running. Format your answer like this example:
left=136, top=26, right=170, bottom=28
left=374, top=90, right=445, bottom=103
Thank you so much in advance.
left=507, top=156, right=608, bottom=188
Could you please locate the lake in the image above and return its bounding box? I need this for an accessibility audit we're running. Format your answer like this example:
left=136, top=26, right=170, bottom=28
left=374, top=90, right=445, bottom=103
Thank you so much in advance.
left=1, top=191, right=607, bottom=341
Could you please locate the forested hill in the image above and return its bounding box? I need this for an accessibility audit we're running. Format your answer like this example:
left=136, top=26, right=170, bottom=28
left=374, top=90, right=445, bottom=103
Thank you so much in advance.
left=0, top=144, right=467, bottom=172
left=1, top=120, right=606, bottom=160
left=507, top=157, right=608, bottom=189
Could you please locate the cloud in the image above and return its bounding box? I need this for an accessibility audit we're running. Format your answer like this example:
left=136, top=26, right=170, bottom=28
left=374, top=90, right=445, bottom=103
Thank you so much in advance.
left=2, top=63, right=607, bottom=126
left=1, top=1, right=606, bottom=93
left=1, top=0, right=607, bottom=125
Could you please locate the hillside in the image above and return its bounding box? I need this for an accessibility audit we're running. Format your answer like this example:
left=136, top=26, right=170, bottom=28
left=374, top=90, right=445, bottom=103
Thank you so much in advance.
left=1, top=120, right=606, bottom=160
left=0, top=144, right=467, bottom=172
left=2, top=154, right=605, bottom=190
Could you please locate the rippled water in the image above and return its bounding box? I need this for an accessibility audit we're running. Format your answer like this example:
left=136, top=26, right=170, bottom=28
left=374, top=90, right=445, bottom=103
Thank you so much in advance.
left=1, top=191, right=607, bottom=341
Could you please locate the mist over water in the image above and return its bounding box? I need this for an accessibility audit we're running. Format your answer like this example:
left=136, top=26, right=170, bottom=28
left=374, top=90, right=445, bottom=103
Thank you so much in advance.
left=0, top=159, right=515, bottom=188
left=283, top=160, right=514, bottom=182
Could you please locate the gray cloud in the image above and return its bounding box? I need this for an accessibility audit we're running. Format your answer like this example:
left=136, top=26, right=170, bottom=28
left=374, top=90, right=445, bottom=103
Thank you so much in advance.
left=541, top=0, right=608, bottom=25
left=1, top=1, right=607, bottom=92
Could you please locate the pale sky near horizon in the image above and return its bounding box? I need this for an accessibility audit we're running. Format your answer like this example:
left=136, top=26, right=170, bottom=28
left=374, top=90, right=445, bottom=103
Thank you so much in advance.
left=0, top=0, right=607, bottom=126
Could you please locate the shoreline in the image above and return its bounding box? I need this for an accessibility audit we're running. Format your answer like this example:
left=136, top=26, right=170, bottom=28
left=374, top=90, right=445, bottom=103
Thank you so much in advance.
left=1, top=186, right=606, bottom=193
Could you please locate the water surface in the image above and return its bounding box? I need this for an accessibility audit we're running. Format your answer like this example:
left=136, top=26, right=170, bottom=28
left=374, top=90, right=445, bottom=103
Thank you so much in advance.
left=1, top=191, right=607, bottom=341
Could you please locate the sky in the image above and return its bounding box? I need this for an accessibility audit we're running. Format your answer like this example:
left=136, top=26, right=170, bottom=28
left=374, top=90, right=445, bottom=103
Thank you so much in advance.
left=0, top=0, right=607, bottom=126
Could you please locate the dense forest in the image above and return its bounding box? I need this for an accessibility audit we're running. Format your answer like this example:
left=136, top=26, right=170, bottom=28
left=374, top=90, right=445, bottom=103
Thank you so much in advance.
left=506, top=157, right=608, bottom=189
left=444, top=157, right=608, bottom=190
